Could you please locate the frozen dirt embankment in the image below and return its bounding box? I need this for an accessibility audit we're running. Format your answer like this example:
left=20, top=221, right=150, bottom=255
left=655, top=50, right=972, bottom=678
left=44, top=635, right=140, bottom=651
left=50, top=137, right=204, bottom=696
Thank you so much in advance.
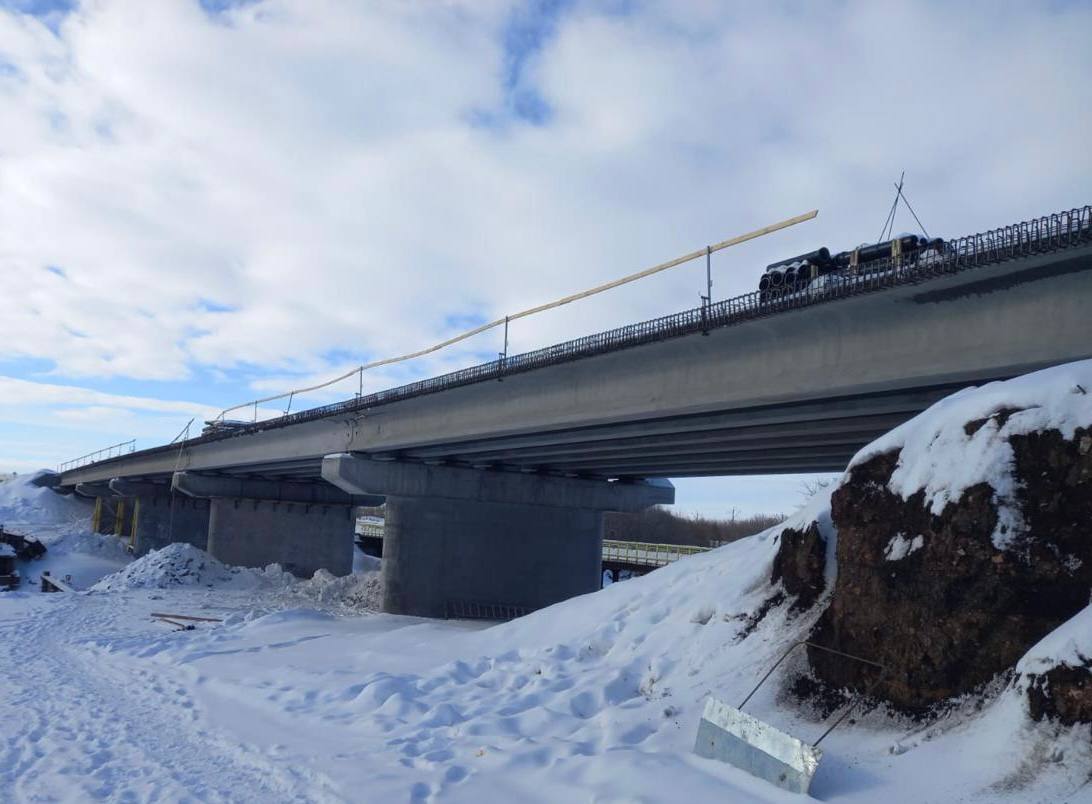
left=770, top=360, right=1092, bottom=718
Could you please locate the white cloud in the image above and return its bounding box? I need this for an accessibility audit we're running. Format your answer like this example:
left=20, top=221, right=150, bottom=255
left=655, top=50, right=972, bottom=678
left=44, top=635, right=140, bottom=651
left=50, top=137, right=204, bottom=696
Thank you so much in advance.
left=0, top=373, right=217, bottom=471
left=0, top=375, right=213, bottom=417
left=2, top=0, right=1087, bottom=386
left=1, top=0, right=1089, bottom=505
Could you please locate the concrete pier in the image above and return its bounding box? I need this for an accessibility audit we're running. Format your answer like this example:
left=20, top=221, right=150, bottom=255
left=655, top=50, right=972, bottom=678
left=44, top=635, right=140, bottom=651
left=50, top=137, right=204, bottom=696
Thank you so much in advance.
left=382, top=496, right=605, bottom=618
left=172, top=472, right=383, bottom=577
left=323, top=453, right=673, bottom=617
left=206, top=498, right=355, bottom=577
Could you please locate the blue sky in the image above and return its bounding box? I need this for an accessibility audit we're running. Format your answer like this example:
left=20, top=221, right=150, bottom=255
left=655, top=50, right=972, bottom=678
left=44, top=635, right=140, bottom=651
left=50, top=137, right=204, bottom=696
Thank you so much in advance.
left=1, top=0, right=1090, bottom=516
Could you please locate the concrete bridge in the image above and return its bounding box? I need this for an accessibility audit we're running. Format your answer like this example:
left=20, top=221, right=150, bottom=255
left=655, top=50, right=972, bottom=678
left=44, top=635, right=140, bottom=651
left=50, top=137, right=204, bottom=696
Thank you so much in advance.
left=51, top=206, right=1092, bottom=617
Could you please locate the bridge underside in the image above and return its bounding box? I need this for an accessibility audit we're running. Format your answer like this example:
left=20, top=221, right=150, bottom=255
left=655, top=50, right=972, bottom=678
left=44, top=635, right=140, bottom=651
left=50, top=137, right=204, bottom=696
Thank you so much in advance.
left=138, top=385, right=955, bottom=483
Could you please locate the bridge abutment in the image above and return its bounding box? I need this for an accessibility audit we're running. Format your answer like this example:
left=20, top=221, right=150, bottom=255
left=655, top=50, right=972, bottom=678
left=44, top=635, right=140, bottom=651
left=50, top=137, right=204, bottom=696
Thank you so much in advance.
left=172, top=472, right=382, bottom=578
left=322, top=453, right=673, bottom=618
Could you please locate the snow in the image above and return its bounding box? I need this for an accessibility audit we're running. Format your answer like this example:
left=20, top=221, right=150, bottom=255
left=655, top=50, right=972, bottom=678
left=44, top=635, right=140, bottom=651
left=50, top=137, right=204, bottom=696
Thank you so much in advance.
left=91, top=542, right=265, bottom=591
left=3, top=422, right=1092, bottom=800
left=1017, top=605, right=1092, bottom=675
left=884, top=533, right=924, bottom=561
left=0, top=469, right=89, bottom=526
left=90, top=541, right=386, bottom=612
left=0, top=542, right=14, bottom=557
left=848, top=359, right=1092, bottom=549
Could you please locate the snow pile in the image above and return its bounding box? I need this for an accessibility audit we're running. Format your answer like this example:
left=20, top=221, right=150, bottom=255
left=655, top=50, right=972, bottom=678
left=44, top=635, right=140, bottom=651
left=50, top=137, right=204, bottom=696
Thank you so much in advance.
left=0, top=471, right=89, bottom=527
left=91, top=543, right=384, bottom=611
left=0, top=543, right=14, bottom=558
left=91, top=543, right=263, bottom=591
left=279, top=568, right=384, bottom=612
left=848, top=360, right=1092, bottom=548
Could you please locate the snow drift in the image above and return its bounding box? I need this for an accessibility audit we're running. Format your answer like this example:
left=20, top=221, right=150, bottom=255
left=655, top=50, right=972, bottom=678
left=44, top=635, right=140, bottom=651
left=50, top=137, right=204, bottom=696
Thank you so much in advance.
left=0, top=470, right=90, bottom=526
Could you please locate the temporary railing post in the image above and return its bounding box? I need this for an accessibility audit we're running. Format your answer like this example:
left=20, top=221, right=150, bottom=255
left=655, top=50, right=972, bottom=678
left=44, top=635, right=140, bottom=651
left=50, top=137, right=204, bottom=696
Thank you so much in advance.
left=498, top=316, right=509, bottom=381
left=701, top=245, right=712, bottom=336
left=706, top=244, right=713, bottom=307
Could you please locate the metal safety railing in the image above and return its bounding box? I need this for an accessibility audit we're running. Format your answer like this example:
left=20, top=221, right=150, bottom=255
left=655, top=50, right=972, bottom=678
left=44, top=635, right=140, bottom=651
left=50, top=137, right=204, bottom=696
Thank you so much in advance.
left=57, top=439, right=135, bottom=473
left=215, top=210, right=820, bottom=422
left=444, top=598, right=533, bottom=620
left=355, top=522, right=385, bottom=539
left=352, top=519, right=706, bottom=569
left=602, top=539, right=710, bottom=568
left=57, top=204, right=1092, bottom=475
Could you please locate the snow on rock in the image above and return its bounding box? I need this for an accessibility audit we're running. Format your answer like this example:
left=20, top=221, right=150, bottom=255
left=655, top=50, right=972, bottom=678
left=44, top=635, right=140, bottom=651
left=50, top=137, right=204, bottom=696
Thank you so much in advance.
left=769, top=487, right=838, bottom=611
left=1017, top=606, right=1092, bottom=726
left=883, top=533, right=924, bottom=561
left=1017, top=605, right=1092, bottom=676
left=849, top=359, right=1092, bottom=549
left=808, top=358, right=1092, bottom=711
left=0, top=543, right=14, bottom=558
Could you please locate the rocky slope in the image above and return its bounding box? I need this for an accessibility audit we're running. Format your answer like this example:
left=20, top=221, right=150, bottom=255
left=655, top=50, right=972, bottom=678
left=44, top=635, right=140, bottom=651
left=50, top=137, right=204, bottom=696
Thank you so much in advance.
left=773, top=361, right=1092, bottom=717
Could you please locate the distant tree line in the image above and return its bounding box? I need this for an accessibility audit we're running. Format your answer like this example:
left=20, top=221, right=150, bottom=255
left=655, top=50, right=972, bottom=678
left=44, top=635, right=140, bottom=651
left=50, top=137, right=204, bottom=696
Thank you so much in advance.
left=604, top=507, right=784, bottom=548
left=356, top=504, right=784, bottom=549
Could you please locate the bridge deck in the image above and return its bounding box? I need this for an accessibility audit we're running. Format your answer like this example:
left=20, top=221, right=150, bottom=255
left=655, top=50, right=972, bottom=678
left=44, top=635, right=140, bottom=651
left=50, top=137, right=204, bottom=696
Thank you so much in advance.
left=57, top=205, right=1092, bottom=485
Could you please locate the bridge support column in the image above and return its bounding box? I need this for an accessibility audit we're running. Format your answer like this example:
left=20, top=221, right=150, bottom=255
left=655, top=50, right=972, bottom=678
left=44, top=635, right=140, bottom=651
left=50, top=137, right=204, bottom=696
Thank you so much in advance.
left=382, top=496, right=606, bottom=618
left=109, top=480, right=209, bottom=556
left=172, top=473, right=383, bottom=578
left=76, top=483, right=123, bottom=536
left=322, top=454, right=674, bottom=618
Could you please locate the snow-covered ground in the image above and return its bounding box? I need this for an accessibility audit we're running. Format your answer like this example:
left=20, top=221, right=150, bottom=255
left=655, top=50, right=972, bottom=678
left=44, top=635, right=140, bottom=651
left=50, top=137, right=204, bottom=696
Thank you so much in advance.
left=1, top=465, right=1090, bottom=802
